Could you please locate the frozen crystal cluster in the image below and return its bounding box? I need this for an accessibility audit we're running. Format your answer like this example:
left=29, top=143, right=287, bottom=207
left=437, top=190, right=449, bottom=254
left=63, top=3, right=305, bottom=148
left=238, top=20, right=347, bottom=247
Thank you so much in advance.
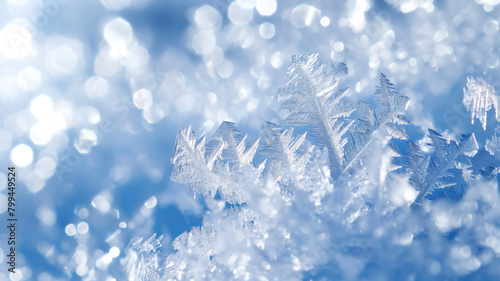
left=463, top=76, right=500, bottom=130
left=0, top=1, right=499, bottom=281
left=125, top=54, right=500, bottom=280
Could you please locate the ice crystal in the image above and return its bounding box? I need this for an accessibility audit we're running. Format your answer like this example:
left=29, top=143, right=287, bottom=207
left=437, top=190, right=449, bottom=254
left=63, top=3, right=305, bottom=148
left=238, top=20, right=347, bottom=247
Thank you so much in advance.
left=212, top=121, right=260, bottom=167
left=124, top=234, right=165, bottom=281
left=486, top=126, right=500, bottom=159
left=170, top=125, right=246, bottom=204
left=406, top=130, right=478, bottom=205
left=463, top=76, right=500, bottom=130
left=136, top=55, right=499, bottom=281
left=275, top=53, right=354, bottom=176
left=164, top=227, right=217, bottom=280
left=275, top=54, right=410, bottom=176
left=260, top=122, right=311, bottom=184
left=343, top=74, right=410, bottom=173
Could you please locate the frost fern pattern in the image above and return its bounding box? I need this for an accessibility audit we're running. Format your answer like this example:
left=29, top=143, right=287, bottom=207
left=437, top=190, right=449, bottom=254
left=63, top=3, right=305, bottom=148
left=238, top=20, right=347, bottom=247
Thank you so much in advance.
left=126, top=54, right=500, bottom=281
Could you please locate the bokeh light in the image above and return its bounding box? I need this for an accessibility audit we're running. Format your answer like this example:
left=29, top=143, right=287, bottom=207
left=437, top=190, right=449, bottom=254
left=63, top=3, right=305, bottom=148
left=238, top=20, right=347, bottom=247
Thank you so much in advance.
left=10, top=143, right=33, bottom=167
left=0, top=23, right=32, bottom=60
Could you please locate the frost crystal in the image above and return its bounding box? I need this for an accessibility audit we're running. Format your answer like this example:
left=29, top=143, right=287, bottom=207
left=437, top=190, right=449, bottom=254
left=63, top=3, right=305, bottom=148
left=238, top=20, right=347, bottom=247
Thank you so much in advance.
left=260, top=122, right=311, bottom=183
left=343, top=74, right=410, bottom=173
left=212, top=121, right=260, bottom=167
left=486, top=126, right=500, bottom=158
left=463, top=76, right=500, bottom=130
left=170, top=123, right=259, bottom=204
left=275, top=53, right=354, bottom=176
left=135, top=55, right=499, bottom=281
left=275, top=54, right=410, bottom=176
left=124, top=234, right=165, bottom=281
left=406, top=130, right=478, bottom=205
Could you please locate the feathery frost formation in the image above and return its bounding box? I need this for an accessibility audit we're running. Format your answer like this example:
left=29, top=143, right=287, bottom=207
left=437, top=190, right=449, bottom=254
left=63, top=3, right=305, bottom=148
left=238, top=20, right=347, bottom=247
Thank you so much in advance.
left=170, top=122, right=260, bottom=204
left=463, top=76, right=500, bottom=130
left=405, top=130, right=478, bottom=205
left=275, top=54, right=410, bottom=176
left=486, top=126, right=500, bottom=159
left=126, top=55, right=500, bottom=281
left=274, top=54, right=354, bottom=176
left=344, top=73, right=410, bottom=173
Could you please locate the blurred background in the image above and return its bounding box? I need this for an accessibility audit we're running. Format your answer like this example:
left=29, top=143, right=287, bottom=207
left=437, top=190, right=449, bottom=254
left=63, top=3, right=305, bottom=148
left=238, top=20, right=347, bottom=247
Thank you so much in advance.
left=0, top=0, right=498, bottom=280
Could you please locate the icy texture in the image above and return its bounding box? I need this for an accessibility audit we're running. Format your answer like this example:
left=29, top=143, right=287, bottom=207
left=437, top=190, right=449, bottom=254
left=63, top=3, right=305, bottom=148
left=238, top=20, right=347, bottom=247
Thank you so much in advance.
left=405, top=130, right=478, bottom=205
left=344, top=73, right=410, bottom=173
left=463, top=77, right=500, bottom=130
left=140, top=56, right=500, bottom=280
left=275, top=53, right=354, bottom=176
left=171, top=123, right=260, bottom=204
left=260, top=122, right=311, bottom=184
left=486, top=126, right=500, bottom=159
left=124, top=234, right=165, bottom=281
left=275, top=54, right=410, bottom=176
